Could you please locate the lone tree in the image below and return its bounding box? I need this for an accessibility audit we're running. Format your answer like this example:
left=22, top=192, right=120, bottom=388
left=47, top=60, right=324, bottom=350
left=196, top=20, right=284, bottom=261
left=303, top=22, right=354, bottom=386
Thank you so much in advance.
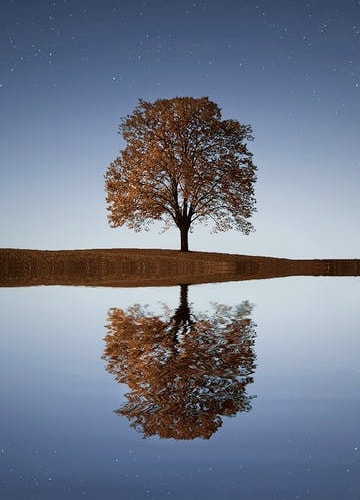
left=105, top=96, right=257, bottom=251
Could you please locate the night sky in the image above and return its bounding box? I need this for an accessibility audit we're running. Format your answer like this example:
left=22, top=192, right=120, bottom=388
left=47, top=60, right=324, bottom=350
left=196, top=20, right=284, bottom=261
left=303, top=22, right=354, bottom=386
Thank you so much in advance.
left=1, top=0, right=359, bottom=257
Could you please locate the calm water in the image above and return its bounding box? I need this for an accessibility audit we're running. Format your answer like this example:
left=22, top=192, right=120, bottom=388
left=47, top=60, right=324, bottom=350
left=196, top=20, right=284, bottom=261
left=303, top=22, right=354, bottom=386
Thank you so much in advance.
left=0, top=277, right=359, bottom=499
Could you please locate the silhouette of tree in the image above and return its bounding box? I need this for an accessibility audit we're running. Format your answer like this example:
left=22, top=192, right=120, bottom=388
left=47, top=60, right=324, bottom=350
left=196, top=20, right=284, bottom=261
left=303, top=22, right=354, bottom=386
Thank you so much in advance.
left=105, top=96, right=257, bottom=251
left=102, top=286, right=257, bottom=440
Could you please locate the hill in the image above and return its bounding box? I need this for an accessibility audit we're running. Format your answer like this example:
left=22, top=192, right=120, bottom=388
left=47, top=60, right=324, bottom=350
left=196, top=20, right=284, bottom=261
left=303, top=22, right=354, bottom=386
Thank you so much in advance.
left=1, top=248, right=359, bottom=287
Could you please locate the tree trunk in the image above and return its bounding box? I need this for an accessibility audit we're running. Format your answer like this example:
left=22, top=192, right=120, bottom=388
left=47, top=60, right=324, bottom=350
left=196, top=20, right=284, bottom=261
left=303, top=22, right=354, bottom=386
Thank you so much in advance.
left=179, top=225, right=190, bottom=252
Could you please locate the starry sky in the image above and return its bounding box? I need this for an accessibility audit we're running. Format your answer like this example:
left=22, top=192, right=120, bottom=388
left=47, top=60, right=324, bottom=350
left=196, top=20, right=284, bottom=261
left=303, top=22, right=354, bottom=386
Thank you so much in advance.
left=1, top=0, right=359, bottom=258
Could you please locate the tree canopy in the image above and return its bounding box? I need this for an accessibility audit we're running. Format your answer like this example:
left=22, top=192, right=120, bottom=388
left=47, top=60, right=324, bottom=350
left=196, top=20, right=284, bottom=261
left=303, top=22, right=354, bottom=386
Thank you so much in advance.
left=102, top=286, right=257, bottom=440
left=105, top=96, right=257, bottom=251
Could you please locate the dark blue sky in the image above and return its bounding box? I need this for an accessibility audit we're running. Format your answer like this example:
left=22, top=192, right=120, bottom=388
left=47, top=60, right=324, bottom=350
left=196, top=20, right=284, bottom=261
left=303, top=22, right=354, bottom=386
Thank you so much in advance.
left=1, top=0, right=359, bottom=257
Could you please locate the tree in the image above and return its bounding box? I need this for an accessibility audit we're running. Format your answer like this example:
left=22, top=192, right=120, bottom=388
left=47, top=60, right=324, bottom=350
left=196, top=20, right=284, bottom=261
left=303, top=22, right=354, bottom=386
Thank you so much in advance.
left=102, top=286, right=257, bottom=440
left=105, top=96, right=257, bottom=251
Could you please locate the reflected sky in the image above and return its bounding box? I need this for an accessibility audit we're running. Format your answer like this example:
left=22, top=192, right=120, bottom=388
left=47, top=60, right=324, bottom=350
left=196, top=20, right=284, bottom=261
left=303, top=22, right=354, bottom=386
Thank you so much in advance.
left=0, top=278, right=359, bottom=499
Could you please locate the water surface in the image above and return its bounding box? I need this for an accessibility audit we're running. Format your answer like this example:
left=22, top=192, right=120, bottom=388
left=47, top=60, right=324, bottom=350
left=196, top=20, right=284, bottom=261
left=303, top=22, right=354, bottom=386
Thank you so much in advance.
left=0, top=277, right=359, bottom=499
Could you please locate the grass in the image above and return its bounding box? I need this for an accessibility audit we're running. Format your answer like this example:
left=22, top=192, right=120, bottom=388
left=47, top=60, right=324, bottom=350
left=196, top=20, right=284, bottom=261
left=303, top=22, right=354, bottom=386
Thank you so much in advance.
left=0, top=248, right=359, bottom=287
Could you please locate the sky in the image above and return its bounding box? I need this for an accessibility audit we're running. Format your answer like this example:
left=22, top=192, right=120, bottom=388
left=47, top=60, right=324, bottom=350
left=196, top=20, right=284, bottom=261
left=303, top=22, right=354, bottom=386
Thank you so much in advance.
left=0, top=0, right=359, bottom=258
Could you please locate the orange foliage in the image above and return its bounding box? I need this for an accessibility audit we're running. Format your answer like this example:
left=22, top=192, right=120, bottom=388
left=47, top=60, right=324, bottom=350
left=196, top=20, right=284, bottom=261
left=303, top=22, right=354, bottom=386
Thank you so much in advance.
left=104, top=97, right=257, bottom=250
left=103, top=287, right=256, bottom=439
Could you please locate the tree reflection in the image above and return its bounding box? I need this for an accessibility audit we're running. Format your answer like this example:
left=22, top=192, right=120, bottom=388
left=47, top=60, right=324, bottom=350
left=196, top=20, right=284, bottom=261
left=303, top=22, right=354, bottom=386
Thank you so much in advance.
left=102, top=285, right=257, bottom=440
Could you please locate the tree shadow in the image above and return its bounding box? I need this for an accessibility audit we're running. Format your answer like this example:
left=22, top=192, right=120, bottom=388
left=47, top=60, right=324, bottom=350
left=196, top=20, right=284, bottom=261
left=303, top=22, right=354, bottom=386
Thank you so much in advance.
left=102, top=285, right=257, bottom=440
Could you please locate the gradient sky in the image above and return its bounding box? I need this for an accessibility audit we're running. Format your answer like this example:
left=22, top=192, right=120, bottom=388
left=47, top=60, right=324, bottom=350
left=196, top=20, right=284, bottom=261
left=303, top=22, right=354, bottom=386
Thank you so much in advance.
left=1, top=0, right=359, bottom=258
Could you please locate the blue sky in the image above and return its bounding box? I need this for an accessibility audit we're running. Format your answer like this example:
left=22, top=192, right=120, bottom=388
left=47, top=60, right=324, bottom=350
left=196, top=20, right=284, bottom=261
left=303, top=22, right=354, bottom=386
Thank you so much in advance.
left=1, top=0, right=359, bottom=257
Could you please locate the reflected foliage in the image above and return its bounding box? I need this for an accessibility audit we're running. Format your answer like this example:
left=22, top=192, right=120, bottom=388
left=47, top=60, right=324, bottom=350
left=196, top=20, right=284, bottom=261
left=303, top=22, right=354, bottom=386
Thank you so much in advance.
left=103, top=286, right=256, bottom=440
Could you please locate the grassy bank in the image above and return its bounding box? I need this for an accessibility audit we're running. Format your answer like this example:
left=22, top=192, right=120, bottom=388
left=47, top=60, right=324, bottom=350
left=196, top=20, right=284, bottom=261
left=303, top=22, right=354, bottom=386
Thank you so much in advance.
left=0, top=248, right=359, bottom=287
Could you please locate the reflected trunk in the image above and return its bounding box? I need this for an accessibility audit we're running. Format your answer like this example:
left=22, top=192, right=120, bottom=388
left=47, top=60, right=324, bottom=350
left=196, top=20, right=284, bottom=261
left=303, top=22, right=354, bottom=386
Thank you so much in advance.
left=170, top=285, right=193, bottom=347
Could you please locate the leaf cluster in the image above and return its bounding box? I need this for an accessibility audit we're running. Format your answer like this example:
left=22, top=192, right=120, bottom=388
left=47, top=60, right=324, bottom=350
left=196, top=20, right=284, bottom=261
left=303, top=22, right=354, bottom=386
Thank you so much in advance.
left=103, top=299, right=256, bottom=440
left=105, top=96, right=257, bottom=235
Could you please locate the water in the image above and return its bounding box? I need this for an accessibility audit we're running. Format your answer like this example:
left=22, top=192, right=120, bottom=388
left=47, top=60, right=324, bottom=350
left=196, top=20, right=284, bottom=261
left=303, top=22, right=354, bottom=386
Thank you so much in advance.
left=0, top=277, right=359, bottom=499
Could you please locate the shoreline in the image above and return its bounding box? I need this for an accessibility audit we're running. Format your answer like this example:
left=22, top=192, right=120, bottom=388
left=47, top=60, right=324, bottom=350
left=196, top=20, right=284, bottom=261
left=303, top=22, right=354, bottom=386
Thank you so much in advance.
left=1, top=248, right=359, bottom=288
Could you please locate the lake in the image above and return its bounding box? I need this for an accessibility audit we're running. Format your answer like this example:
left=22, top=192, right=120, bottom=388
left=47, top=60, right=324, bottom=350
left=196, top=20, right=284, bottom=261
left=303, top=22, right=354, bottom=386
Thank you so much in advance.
left=0, top=276, right=359, bottom=499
